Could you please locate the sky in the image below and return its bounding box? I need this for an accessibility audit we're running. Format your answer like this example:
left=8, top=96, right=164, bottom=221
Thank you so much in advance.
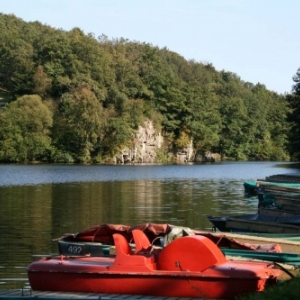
left=1, top=0, right=299, bottom=94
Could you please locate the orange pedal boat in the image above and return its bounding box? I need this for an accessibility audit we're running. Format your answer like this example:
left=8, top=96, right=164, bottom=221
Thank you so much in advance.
left=27, top=229, right=282, bottom=299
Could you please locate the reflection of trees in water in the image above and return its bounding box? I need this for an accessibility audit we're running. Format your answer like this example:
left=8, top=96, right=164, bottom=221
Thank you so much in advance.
left=1, top=161, right=293, bottom=289
left=0, top=185, right=53, bottom=289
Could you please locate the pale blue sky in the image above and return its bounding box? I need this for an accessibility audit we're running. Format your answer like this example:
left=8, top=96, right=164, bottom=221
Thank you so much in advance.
left=1, top=0, right=299, bottom=94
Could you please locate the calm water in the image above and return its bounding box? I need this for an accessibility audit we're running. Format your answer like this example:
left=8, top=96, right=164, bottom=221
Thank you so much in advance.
left=0, top=161, right=299, bottom=289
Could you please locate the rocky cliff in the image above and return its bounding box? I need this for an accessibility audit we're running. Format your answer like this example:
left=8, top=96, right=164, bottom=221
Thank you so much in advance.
left=115, top=120, right=163, bottom=164
left=115, top=120, right=220, bottom=164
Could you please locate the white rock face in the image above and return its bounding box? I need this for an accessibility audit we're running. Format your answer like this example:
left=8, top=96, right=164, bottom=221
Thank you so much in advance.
left=116, top=120, right=163, bottom=164
left=115, top=120, right=220, bottom=164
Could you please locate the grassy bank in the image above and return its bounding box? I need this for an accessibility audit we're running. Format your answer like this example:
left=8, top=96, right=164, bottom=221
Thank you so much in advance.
left=238, top=275, right=300, bottom=300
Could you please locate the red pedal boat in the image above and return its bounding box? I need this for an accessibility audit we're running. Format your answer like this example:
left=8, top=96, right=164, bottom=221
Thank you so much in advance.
left=28, top=229, right=282, bottom=300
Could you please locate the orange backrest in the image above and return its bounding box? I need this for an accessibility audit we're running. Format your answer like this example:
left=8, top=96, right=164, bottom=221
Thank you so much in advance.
left=113, top=233, right=133, bottom=256
left=132, top=229, right=152, bottom=253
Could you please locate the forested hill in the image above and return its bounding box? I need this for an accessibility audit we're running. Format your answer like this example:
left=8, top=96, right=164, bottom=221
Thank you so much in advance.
left=0, top=13, right=297, bottom=163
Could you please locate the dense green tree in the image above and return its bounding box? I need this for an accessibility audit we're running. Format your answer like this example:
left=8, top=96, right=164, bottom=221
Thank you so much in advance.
left=0, top=95, right=53, bottom=162
left=52, top=87, right=104, bottom=162
left=292, top=67, right=300, bottom=95
left=185, top=62, right=222, bottom=152
left=0, top=14, right=35, bottom=95
left=249, top=84, right=289, bottom=160
left=33, top=65, right=52, bottom=96
left=100, top=118, right=134, bottom=159
left=286, top=67, right=300, bottom=160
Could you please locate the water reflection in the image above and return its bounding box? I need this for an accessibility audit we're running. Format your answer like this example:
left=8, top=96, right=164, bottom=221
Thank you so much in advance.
left=1, top=162, right=300, bottom=289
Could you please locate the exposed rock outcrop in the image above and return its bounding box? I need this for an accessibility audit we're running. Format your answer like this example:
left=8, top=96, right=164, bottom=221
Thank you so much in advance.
left=176, top=141, right=194, bottom=163
left=116, top=120, right=163, bottom=164
left=115, top=120, right=220, bottom=164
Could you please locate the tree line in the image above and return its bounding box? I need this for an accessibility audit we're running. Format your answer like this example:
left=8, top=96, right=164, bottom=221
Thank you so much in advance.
left=0, top=13, right=299, bottom=163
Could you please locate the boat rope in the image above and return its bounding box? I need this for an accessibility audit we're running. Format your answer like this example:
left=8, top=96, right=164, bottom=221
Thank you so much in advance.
left=151, top=236, right=161, bottom=246
left=92, top=227, right=101, bottom=243
left=216, top=235, right=224, bottom=246
left=272, top=262, right=295, bottom=278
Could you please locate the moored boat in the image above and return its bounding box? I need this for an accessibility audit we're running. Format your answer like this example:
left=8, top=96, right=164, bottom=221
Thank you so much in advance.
left=206, top=213, right=300, bottom=234
left=274, top=196, right=300, bottom=209
left=244, top=180, right=300, bottom=195
left=56, top=223, right=282, bottom=256
left=226, top=218, right=300, bottom=234
left=265, top=173, right=300, bottom=183
left=56, top=223, right=193, bottom=256
left=259, top=207, right=300, bottom=217
left=260, top=192, right=300, bottom=210
left=27, top=229, right=282, bottom=300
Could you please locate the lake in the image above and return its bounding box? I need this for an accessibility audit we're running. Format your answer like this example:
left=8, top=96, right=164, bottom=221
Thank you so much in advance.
left=0, top=161, right=299, bottom=289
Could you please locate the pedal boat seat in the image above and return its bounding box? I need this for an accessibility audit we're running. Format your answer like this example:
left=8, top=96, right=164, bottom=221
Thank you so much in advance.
left=110, top=230, right=157, bottom=271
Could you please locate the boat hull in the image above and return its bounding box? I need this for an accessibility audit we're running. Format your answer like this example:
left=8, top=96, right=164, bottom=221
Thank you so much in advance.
left=27, top=257, right=278, bottom=300
left=226, top=218, right=300, bottom=234
left=207, top=214, right=300, bottom=234
left=58, top=238, right=112, bottom=256
left=259, top=207, right=300, bottom=217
